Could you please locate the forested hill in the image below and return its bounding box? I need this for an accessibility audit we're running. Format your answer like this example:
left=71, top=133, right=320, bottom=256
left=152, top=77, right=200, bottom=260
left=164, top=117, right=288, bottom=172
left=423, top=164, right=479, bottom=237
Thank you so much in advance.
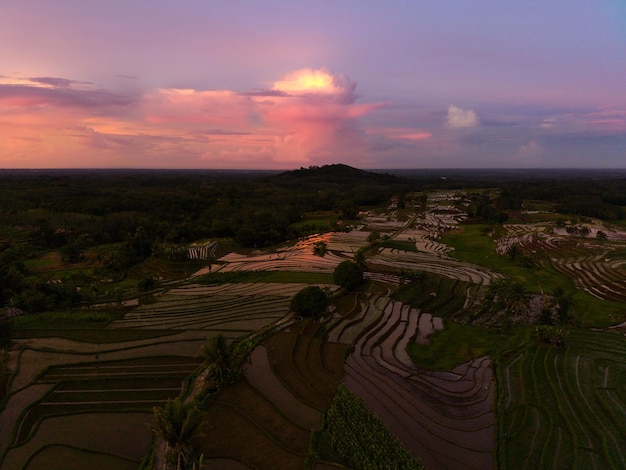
left=270, top=164, right=409, bottom=186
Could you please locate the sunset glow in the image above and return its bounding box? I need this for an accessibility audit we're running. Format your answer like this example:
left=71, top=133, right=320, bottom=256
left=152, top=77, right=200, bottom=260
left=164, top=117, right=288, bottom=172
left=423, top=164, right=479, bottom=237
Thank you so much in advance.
left=1, top=1, right=625, bottom=169
left=273, top=68, right=341, bottom=95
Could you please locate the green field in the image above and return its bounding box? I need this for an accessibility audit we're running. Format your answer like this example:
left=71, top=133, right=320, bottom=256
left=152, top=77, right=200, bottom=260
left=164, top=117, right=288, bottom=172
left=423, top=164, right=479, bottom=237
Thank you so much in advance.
left=442, top=224, right=574, bottom=292
left=498, top=329, right=626, bottom=470
left=407, top=323, right=533, bottom=371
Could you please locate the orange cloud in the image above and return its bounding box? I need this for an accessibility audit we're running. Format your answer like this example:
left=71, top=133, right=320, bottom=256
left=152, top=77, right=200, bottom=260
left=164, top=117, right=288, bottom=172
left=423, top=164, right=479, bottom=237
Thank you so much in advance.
left=371, top=127, right=433, bottom=142
left=272, top=67, right=356, bottom=99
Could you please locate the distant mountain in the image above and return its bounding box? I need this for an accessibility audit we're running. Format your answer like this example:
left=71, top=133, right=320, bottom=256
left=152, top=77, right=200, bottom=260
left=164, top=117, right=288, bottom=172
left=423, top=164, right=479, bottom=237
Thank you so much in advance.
left=270, top=163, right=408, bottom=186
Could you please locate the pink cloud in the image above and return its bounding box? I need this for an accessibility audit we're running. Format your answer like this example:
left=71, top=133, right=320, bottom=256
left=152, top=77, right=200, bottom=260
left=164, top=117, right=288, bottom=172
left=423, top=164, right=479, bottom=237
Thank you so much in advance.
left=143, top=89, right=252, bottom=127
left=0, top=69, right=388, bottom=168
left=250, top=68, right=386, bottom=164
left=535, top=106, right=626, bottom=135
left=584, top=107, right=626, bottom=132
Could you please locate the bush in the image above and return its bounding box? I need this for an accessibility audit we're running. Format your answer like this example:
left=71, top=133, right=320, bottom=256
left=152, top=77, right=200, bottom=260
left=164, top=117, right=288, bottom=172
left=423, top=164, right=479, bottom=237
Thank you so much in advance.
left=290, top=286, right=329, bottom=318
left=333, top=261, right=364, bottom=291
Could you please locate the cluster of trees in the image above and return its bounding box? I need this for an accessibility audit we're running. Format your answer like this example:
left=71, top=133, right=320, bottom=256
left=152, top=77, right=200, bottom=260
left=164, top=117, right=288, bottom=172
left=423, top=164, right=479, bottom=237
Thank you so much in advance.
left=0, top=166, right=400, bottom=313
left=198, top=334, right=247, bottom=389
left=152, top=330, right=265, bottom=469
left=2, top=167, right=624, bottom=316
left=152, top=398, right=205, bottom=470
left=290, top=261, right=364, bottom=319
left=514, top=177, right=626, bottom=221
left=0, top=245, right=80, bottom=313
left=0, top=166, right=404, bottom=261
left=480, top=279, right=574, bottom=328
left=467, top=193, right=509, bottom=224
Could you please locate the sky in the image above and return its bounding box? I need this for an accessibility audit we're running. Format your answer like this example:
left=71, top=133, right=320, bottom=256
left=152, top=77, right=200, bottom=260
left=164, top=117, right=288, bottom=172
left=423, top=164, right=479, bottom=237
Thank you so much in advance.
left=1, top=1, right=625, bottom=169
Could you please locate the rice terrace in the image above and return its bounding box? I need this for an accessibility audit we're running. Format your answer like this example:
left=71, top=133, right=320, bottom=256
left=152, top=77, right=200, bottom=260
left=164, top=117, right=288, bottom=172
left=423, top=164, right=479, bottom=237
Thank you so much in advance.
left=1, top=166, right=625, bottom=469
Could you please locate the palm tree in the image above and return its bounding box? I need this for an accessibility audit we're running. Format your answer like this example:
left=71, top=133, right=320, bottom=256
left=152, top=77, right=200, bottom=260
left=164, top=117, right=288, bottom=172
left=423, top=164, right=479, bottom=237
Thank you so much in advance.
left=504, top=281, right=530, bottom=324
left=367, top=229, right=381, bottom=244
left=552, top=286, right=573, bottom=324
left=486, top=279, right=530, bottom=324
left=199, top=334, right=231, bottom=388
left=506, top=244, right=521, bottom=261
left=353, top=248, right=367, bottom=269
left=152, top=398, right=205, bottom=470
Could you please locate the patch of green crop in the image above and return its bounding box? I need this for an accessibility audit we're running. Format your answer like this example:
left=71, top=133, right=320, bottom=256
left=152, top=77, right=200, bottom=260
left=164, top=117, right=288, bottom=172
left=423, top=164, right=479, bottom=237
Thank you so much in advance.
left=392, top=275, right=469, bottom=318
left=442, top=224, right=574, bottom=293
left=375, top=239, right=419, bottom=252
left=497, top=328, right=626, bottom=470
left=310, top=384, right=423, bottom=469
left=407, top=322, right=534, bottom=371
left=570, top=291, right=626, bottom=327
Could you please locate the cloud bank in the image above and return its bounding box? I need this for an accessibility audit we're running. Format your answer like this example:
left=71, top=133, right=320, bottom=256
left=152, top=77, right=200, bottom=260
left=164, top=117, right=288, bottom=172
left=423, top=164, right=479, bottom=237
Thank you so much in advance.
left=1, top=71, right=625, bottom=169
left=0, top=69, right=387, bottom=168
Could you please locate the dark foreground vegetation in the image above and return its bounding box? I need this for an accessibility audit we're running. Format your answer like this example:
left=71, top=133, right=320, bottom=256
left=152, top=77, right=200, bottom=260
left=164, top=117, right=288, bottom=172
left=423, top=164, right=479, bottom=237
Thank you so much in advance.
left=1, top=165, right=625, bottom=469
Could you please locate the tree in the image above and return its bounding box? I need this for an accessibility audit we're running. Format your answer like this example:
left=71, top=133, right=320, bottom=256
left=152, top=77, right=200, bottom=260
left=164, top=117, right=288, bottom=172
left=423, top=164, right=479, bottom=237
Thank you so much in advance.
left=333, top=261, right=364, bottom=291
left=60, top=237, right=86, bottom=263
left=367, top=229, right=381, bottom=244
left=486, top=279, right=530, bottom=325
left=552, top=287, right=573, bottom=324
left=138, top=276, right=157, bottom=292
left=337, top=199, right=358, bottom=220
left=506, top=244, right=521, bottom=261
left=199, top=334, right=232, bottom=389
left=290, top=285, right=330, bottom=319
left=353, top=248, right=367, bottom=268
left=313, top=241, right=328, bottom=257
left=496, top=281, right=530, bottom=323
left=0, top=312, right=12, bottom=352
left=152, top=398, right=205, bottom=470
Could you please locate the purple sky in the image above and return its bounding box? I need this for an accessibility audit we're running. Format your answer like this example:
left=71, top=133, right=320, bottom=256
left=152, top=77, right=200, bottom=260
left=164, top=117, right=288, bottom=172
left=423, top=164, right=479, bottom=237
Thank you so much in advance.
left=1, top=0, right=625, bottom=169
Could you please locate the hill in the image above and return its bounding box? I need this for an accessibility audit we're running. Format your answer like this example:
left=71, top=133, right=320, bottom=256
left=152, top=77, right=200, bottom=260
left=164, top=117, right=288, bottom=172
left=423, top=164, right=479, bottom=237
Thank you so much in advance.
left=270, top=163, right=409, bottom=186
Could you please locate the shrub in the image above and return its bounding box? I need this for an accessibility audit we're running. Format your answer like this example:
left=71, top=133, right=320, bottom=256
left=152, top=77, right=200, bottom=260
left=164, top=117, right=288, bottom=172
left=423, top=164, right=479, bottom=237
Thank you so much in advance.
left=333, top=261, right=364, bottom=291
left=290, top=286, right=329, bottom=319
